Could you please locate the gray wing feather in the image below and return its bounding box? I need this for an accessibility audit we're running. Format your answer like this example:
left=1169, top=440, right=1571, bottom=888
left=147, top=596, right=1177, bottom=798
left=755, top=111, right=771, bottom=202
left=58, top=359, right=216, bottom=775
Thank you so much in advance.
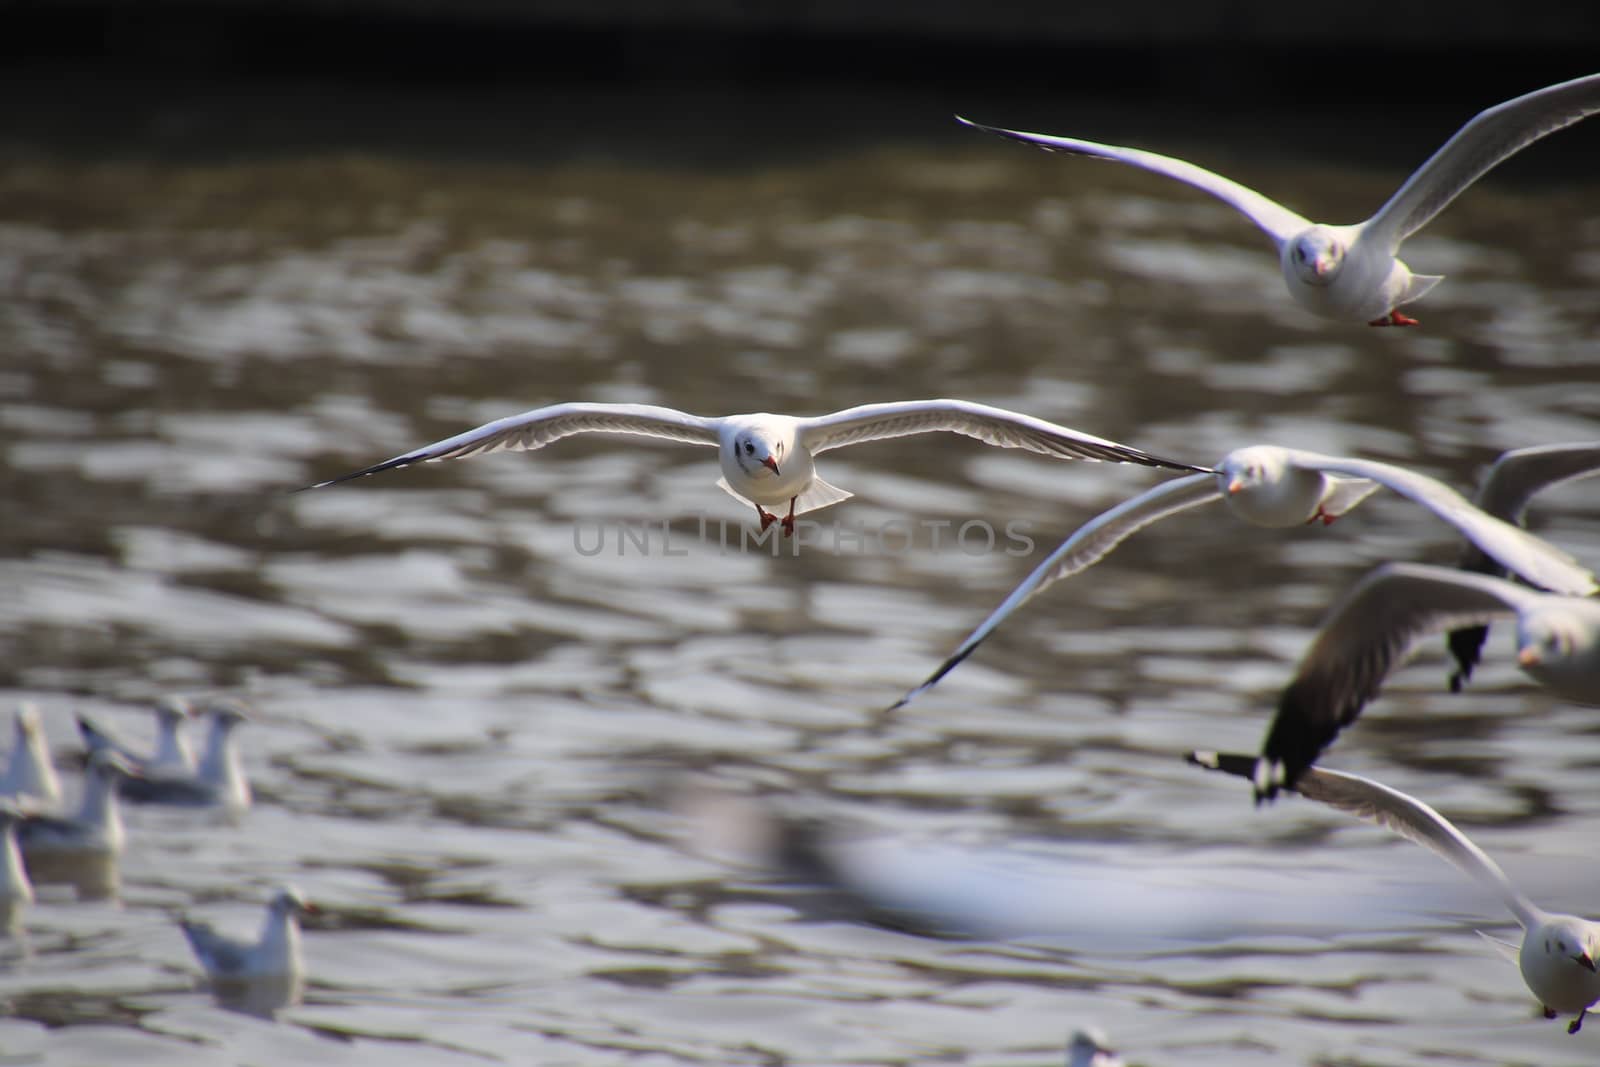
left=1189, top=751, right=1542, bottom=929
left=181, top=919, right=252, bottom=975
left=1367, top=73, right=1600, bottom=247
left=1259, top=563, right=1540, bottom=796
left=303, top=403, right=720, bottom=488
left=957, top=116, right=1310, bottom=246
left=892, top=474, right=1220, bottom=708
left=1288, top=449, right=1598, bottom=597
left=799, top=399, right=1207, bottom=471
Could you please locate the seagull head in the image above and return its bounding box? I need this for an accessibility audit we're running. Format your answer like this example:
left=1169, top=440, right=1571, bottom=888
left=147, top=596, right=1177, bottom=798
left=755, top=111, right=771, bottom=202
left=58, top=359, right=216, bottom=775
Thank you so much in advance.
left=205, top=699, right=252, bottom=730
left=732, top=431, right=783, bottom=479
left=156, top=696, right=193, bottom=726
left=1540, top=916, right=1599, bottom=974
left=1286, top=228, right=1344, bottom=286
left=1068, top=1028, right=1122, bottom=1067
left=1218, top=445, right=1284, bottom=497
left=270, top=884, right=316, bottom=917
left=1515, top=611, right=1581, bottom=670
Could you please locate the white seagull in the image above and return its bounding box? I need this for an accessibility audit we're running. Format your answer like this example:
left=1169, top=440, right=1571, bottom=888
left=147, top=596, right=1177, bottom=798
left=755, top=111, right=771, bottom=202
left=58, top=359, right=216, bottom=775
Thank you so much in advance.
left=76, top=696, right=196, bottom=779
left=1, top=704, right=61, bottom=811
left=1256, top=561, right=1600, bottom=798
left=181, top=884, right=314, bottom=981
left=1448, top=442, right=1600, bottom=691
left=893, top=445, right=1598, bottom=708
left=1189, top=751, right=1600, bottom=1033
left=300, top=399, right=1207, bottom=535
left=17, top=749, right=131, bottom=863
left=958, top=72, right=1600, bottom=325
left=119, top=700, right=252, bottom=813
left=1067, top=1027, right=1123, bottom=1067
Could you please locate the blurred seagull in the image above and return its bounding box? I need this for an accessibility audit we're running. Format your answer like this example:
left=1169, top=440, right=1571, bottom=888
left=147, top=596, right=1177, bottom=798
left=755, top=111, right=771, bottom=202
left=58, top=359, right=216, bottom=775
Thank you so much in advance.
left=17, top=749, right=131, bottom=863
left=959, top=73, right=1600, bottom=325
left=119, top=701, right=252, bottom=813
left=1190, top=751, right=1600, bottom=1033
left=181, top=884, right=313, bottom=982
left=893, top=445, right=1598, bottom=708
left=76, top=695, right=195, bottom=779
left=1, top=704, right=61, bottom=811
left=1448, top=442, right=1600, bottom=691
left=1256, top=561, right=1600, bottom=798
left=1067, top=1027, right=1123, bottom=1067
left=299, top=399, right=1207, bottom=535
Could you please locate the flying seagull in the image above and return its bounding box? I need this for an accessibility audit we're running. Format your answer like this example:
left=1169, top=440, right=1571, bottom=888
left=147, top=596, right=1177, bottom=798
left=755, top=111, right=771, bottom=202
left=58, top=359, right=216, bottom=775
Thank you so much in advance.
left=299, top=399, right=1207, bottom=535
left=959, top=73, right=1600, bottom=324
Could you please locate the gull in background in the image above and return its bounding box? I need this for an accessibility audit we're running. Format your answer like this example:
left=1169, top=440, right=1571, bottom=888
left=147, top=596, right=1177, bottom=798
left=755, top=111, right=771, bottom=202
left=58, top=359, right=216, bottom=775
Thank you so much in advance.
left=300, top=398, right=1207, bottom=535
left=181, top=884, right=314, bottom=983
left=1448, top=442, right=1600, bottom=691
left=893, top=445, right=1598, bottom=709
left=76, top=695, right=195, bottom=779
left=1067, top=1027, right=1123, bottom=1067
left=118, top=700, right=252, bottom=814
left=1190, top=751, right=1600, bottom=1033
left=1, top=705, right=61, bottom=811
left=959, top=73, right=1600, bottom=325
left=1256, top=561, right=1600, bottom=798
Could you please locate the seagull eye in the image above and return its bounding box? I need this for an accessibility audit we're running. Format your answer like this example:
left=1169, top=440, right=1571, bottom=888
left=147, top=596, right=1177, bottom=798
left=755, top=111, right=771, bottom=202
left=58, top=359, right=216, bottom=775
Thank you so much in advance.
left=743, top=442, right=754, bottom=455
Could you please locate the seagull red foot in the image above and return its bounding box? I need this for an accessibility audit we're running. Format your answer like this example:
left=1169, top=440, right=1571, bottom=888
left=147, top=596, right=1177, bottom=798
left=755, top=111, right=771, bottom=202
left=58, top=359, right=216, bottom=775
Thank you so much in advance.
left=757, top=508, right=778, bottom=531
left=781, top=497, right=797, bottom=537
left=1368, top=310, right=1420, bottom=326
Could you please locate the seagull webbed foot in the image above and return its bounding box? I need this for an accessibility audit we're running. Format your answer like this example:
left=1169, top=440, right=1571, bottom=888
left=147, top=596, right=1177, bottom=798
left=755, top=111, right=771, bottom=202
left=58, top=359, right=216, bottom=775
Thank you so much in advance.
left=1368, top=310, right=1420, bottom=327
left=757, top=508, right=778, bottom=531
left=781, top=497, right=797, bottom=537
left=1569, top=1008, right=1586, bottom=1034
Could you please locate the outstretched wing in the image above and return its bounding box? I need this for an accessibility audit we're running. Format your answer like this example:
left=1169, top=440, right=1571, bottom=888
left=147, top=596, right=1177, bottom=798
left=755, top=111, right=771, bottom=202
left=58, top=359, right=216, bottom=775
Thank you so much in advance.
left=1366, top=73, right=1600, bottom=248
left=957, top=116, right=1311, bottom=247
left=301, top=403, right=720, bottom=489
left=1188, top=751, right=1542, bottom=929
left=892, top=474, right=1220, bottom=709
left=1288, top=449, right=1598, bottom=597
left=798, top=398, right=1207, bottom=471
left=1257, top=563, right=1539, bottom=797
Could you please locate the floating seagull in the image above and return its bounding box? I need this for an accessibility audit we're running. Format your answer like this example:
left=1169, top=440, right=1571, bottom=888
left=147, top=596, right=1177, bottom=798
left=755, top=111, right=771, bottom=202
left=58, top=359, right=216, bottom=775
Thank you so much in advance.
left=17, top=749, right=131, bottom=864
left=893, top=445, right=1598, bottom=709
left=1448, top=442, right=1600, bottom=692
left=0, top=803, right=34, bottom=934
left=1, top=705, right=61, bottom=811
left=300, top=399, right=1207, bottom=535
left=1257, top=561, right=1600, bottom=798
left=959, top=73, right=1600, bottom=325
left=181, top=884, right=314, bottom=982
left=1067, top=1027, right=1123, bottom=1067
left=77, top=696, right=196, bottom=779
left=119, top=700, right=252, bottom=813
left=1189, top=751, right=1600, bottom=1033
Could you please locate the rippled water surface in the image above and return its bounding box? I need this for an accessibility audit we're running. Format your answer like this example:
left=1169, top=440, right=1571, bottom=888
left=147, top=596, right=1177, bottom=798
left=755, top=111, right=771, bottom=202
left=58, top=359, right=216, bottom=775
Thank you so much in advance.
left=3, top=82, right=1600, bottom=1065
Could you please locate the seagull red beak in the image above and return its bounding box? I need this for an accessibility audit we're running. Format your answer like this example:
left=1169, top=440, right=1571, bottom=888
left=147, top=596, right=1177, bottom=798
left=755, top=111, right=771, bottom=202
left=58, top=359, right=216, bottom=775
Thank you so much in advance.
left=1518, top=647, right=1542, bottom=667
left=762, top=456, right=781, bottom=476
left=1577, top=952, right=1597, bottom=973
left=1227, top=479, right=1244, bottom=495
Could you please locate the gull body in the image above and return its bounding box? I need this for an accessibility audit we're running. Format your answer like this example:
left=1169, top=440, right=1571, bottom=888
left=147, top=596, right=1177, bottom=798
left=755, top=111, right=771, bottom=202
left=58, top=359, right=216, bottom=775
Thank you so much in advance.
left=893, top=445, right=1597, bottom=708
left=300, top=398, right=1205, bottom=534
left=1, top=705, right=61, bottom=811
left=1448, top=442, right=1600, bottom=690
left=182, top=884, right=313, bottom=981
left=1258, top=562, right=1600, bottom=796
left=959, top=73, right=1600, bottom=324
left=118, top=701, right=252, bottom=813
left=17, top=750, right=131, bottom=862
left=77, top=696, right=196, bottom=779
left=1190, top=752, right=1600, bottom=1032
